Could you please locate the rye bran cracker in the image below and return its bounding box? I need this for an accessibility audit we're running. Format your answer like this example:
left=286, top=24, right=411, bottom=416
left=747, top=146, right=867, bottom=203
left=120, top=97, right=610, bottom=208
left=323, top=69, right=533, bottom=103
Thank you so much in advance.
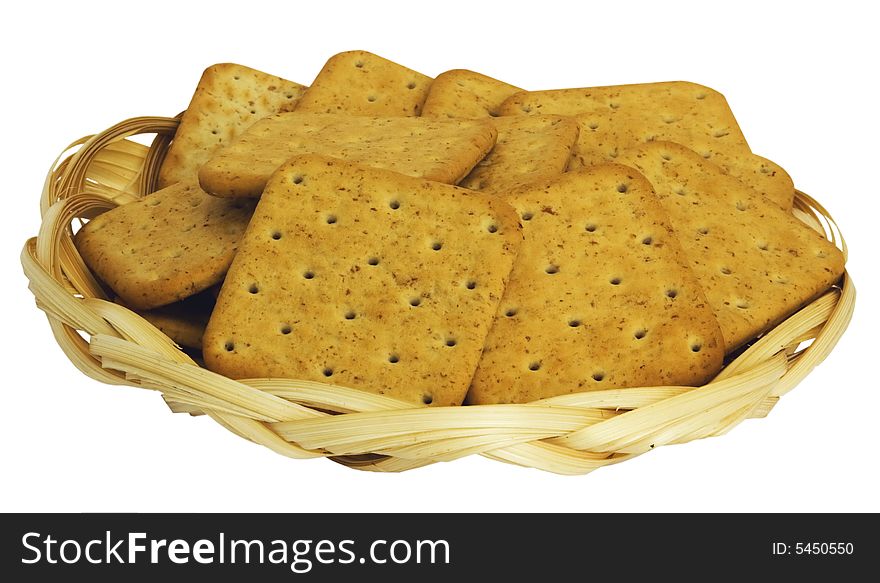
left=458, top=115, right=579, bottom=195
left=159, top=63, right=306, bottom=188
left=198, top=112, right=497, bottom=198
left=617, top=141, right=845, bottom=350
left=467, top=165, right=724, bottom=404
left=500, top=82, right=795, bottom=209
left=75, top=182, right=255, bottom=310
left=421, top=69, right=521, bottom=118
left=203, top=155, right=522, bottom=406
left=295, top=51, right=432, bottom=116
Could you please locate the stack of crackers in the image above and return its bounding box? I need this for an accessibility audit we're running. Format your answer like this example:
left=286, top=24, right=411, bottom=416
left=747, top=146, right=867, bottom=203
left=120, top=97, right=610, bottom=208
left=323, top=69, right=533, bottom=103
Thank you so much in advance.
left=75, top=51, right=845, bottom=407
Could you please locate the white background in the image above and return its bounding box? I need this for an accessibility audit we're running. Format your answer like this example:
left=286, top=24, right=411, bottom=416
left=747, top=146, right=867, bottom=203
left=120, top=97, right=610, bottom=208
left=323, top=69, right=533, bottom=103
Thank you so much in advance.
left=2, top=0, right=877, bottom=512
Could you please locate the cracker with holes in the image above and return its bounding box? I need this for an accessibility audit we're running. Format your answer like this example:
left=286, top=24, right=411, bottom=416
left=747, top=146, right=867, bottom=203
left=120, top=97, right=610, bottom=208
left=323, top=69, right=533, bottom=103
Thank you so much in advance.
left=198, top=112, right=497, bottom=197
left=159, top=63, right=307, bottom=188
left=458, top=115, right=580, bottom=195
left=76, top=182, right=255, bottom=310
left=421, top=69, right=522, bottom=119
left=295, top=50, right=432, bottom=116
left=499, top=82, right=795, bottom=209
left=203, top=155, right=521, bottom=406
left=467, top=165, right=725, bottom=405
left=616, top=141, right=845, bottom=351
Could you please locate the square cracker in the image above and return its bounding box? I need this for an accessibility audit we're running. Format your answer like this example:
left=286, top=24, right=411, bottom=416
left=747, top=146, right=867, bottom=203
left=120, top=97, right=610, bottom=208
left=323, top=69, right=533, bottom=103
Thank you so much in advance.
left=198, top=112, right=497, bottom=197
left=458, top=115, right=579, bottom=195
left=295, top=50, right=432, bottom=116
left=159, top=63, right=307, bottom=188
left=203, top=155, right=522, bottom=406
left=467, top=164, right=725, bottom=405
left=500, top=82, right=795, bottom=210
left=421, top=69, right=522, bottom=118
left=569, top=111, right=794, bottom=211
left=76, top=182, right=255, bottom=310
left=617, top=141, right=845, bottom=350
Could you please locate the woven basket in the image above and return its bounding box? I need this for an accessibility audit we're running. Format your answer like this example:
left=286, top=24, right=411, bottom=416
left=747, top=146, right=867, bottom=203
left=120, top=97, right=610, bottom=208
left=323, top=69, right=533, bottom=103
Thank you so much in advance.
left=21, top=116, right=855, bottom=475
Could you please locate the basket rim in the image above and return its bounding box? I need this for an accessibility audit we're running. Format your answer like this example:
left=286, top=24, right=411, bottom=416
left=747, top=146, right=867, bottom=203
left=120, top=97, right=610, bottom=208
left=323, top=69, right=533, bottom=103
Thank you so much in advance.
left=20, top=115, right=856, bottom=475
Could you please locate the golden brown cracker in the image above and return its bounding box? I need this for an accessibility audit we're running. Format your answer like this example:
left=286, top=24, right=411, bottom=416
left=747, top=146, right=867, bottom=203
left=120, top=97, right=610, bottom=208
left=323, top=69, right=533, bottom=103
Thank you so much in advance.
left=75, top=182, right=255, bottom=310
left=203, top=155, right=522, bottom=406
left=468, top=164, right=724, bottom=404
left=617, top=141, right=844, bottom=350
left=421, top=69, right=521, bottom=118
left=458, top=116, right=579, bottom=195
left=135, top=289, right=217, bottom=349
left=159, top=63, right=306, bottom=188
left=501, top=82, right=795, bottom=209
left=295, top=50, right=432, bottom=116
left=198, top=112, right=497, bottom=197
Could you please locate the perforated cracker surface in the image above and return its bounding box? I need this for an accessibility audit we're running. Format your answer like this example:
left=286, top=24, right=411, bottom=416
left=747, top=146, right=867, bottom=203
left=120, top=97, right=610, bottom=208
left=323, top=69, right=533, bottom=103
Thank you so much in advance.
left=295, top=51, right=432, bottom=116
left=203, top=155, right=522, bottom=406
left=159, top=63, right=306, bottom=188
left=75, top=182, right=255, bottom=310
left=618, top=141, right=845, bottom=350
left=500, top=82, right=795, bottom=209
left=467, top=165, right=724, bottom=405
left=198, top=112, right=497, bottom=197
left=421, top=69, right=522, bottom=119
left=458, top=116, right=579, bottom=195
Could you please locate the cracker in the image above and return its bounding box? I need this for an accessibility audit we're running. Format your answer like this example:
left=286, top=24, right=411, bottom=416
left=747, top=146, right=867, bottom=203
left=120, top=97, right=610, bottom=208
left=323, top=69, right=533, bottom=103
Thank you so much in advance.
left=135, top=288, right=217, bottom=349
left=458, top=115, right=579, bottom=195
left=75, top=182, right=255, bottom=310
left=500, top=82, right=795, bottom=209
left=617, top=141, right=845, bottom=350
left=203, top=155, right=522, bottom=406
left=421, top=69, right=522, bottom=118
left=198, top=112, right=497, bottom=197
left=706, top=149, right=793, bottom=209
left=295, top=51, right=432, bottom=116
left=159, top=63, right=307, bottom=188
left=467, top=165, right=724, bottom=405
